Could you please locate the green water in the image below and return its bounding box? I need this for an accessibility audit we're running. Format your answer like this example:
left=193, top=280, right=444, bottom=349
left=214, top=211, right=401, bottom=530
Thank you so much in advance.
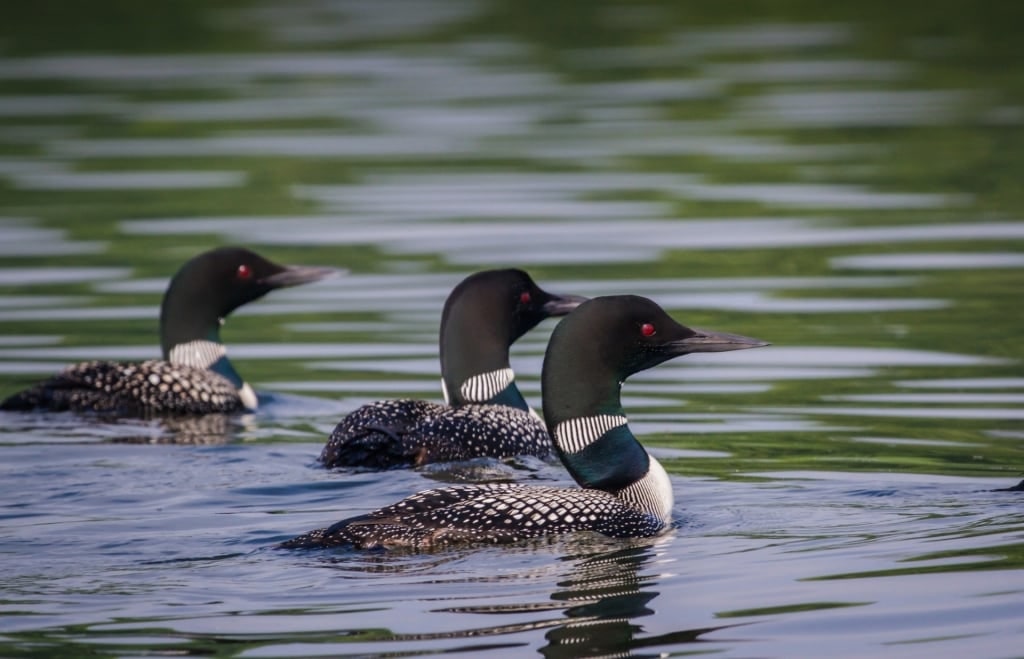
left=0, top=1, right=1022, bottom=657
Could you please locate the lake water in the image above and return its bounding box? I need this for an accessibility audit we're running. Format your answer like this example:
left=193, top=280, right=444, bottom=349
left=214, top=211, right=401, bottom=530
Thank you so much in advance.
left=1, top=1, right=1022, bottom=657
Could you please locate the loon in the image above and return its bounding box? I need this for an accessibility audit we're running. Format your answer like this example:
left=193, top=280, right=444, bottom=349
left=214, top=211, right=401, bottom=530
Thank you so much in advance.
left=319, top=269, right=586, bottom=469
left=282, top=295, right=768, bottom=550
left=0, top=246, right=334, bottom=417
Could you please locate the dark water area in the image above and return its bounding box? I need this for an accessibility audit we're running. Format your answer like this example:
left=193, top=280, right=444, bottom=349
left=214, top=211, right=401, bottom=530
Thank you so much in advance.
left=1, top=1, right=1023, bottom=657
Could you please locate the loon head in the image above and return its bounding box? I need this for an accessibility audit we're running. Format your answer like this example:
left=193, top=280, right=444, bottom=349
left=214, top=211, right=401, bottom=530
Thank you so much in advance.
left=543, top=295, right=769, bottom=416
left=542, top=295, right=768, bottom=520
left=158, top=247, right=335, bottom=407
left=439, top=268, right=586, bottom=409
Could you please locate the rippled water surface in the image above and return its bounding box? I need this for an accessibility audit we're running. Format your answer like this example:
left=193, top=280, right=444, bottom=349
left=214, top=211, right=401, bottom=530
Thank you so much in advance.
left=1, top=1, right=1023, bottom=657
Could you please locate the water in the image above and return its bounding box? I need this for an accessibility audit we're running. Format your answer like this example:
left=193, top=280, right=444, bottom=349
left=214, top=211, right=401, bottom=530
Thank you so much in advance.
left=1, top=0, right=1023, bottom=656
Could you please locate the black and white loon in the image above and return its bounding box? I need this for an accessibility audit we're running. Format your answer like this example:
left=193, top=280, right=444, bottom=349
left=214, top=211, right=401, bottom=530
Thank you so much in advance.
left=283, top=295, right=768, bottom=550
left=319, top=268, right=586, bottom=469
left=0, top=246, right=334, bottom=417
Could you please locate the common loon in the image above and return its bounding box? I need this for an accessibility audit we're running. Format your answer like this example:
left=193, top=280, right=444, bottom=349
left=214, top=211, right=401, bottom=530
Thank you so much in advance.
left=319, top=268, right=586, bottom=469
left=282, top=295, right=768, bottom=550
left=0, top=246, right=334, bottom=416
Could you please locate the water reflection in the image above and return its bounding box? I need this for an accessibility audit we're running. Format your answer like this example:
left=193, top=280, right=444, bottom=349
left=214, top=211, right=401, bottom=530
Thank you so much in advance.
left=0, top=391, right=346, bottom=445
left=0, top=266, right=130, bottom=285
left=1, top=0, right=1023, bottom=656
left=830, top=393, right=1024, bottom=404
left=10, top=170, right=246, bottom=190
left=119, top=215, right=1024, bottom=266
left=833, top=252, right=1024, bottom=270
left=0, top=94, right=126, bottom=116
left=771, top=405, right=1024, bottom=420
left=0, top=410, right=250, bottom=444
left=291, top=537, right=735, bottom=658
left=539, top=543, right=729, bottom=658
left=0, top=221, right=104, bottom=256
left=736, top=89, right=970, bottom=126
left=896, top=377, right=1024, bottom=389
left=566, top=23, right=854, bottom=67
left=704, top=58, right=910, bottom=82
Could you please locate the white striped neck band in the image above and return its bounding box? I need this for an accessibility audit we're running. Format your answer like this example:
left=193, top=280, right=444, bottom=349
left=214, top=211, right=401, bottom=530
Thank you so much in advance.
left=459, top=367, right=515, bottom=403
left=168, top=340, right=227, bottom=371
left=616, top=455, right=673, bottom=524
left=552, top=414, right=629, bottom=455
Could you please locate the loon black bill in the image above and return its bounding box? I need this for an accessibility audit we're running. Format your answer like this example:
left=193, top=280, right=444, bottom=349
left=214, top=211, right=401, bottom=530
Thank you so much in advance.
left=542, top=292, right=589, bottom=316
left=262, top=265, right=339, bottom=288
left=672, top=328, right=769, bottom=354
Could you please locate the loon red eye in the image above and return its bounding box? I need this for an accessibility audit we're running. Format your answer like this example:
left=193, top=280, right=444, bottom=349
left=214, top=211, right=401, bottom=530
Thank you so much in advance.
left=237, top=264, right=253, bottom=280
left=640, top=323, right=656, bottom=337
left=519, top=291, right=531, bottom=305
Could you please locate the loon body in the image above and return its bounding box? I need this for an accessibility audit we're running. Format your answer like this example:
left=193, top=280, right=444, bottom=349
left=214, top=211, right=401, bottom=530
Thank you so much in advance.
left=0, top=247, right=333, bottom=417
left=283, top=295, right=768, bottom=550
left=319, top=269, right=585, bottom=469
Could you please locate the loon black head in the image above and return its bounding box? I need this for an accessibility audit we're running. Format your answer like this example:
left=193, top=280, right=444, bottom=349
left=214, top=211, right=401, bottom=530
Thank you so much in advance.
left=158, top=247, right=335, bottom=404
left=543, top=295, right=768, bottom=418
left=439, top=269, right=586, bottom=408
left=159, top=246, right=335, bottom=356
left=542, top=295, right=768, bottom=517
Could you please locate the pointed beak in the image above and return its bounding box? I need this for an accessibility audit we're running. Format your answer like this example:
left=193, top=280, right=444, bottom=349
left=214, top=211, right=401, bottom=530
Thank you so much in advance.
left=262, top=265, right=341, bottom=289
left=670, top=328, right=769, bottom=354
left=542, top=292, right=589, bottom=316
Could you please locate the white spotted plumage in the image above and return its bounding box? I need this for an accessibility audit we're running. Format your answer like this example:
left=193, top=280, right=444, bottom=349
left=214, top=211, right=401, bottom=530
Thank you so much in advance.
left=2, top=359, right=245, bottom=415
left=301, top=421, right=675, bottom=549
left=321, top=400, right=551, bottom=468
left=281, top=483, right=666, bottom=550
